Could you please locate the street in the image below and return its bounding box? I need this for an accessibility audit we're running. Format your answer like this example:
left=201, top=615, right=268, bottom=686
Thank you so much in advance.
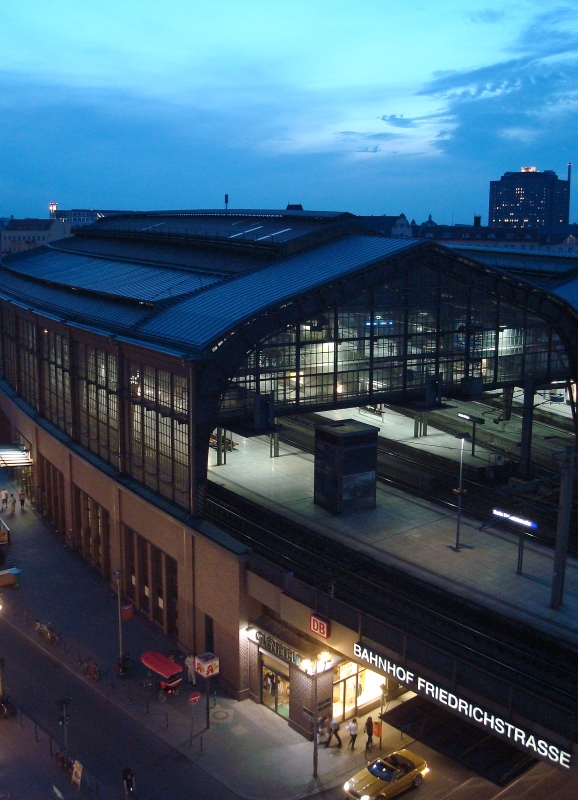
left=2, top=613, right=576, bottom=800
left=0, top=617, right=238, bottom=800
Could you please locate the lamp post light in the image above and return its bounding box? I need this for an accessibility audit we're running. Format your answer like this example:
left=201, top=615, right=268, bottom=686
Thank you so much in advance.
left=113, top=570, right=124, bottom=672
left=304, top=651, right=332, bottom=780
left=454, top=436, right=466, bottom=552
left=457, top=412, right=485, bottom=457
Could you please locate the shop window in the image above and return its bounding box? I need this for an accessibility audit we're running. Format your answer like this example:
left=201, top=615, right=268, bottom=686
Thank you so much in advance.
left=151, top=545, right=164, bottom=625
left=137, top=536, right=149, bottom=613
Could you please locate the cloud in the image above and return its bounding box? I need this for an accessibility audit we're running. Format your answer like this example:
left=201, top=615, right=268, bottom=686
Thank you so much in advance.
left=414, top=6, right=578, bottom=164
left=499, top=127, right=541, bottom=143
left=468, top=9, right=506, bottom=25
left=381, top=114, right=417, bottom=128
left=337, top=131, right=400, bottom=141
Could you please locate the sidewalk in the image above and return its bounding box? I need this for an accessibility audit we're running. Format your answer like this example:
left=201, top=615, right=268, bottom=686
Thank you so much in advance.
left=0, top=470, right=406, bottom=800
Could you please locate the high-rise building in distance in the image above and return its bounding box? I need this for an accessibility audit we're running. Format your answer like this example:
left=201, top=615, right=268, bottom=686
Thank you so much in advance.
left=488, top=165, right=571, bottom=228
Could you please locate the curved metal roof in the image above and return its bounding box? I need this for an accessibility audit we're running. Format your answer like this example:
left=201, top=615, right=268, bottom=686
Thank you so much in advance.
left=140, top=235, right=419, bottom=348
left=1, top=209, right=578, bottom=359
left=2, top=246, right=219, bottom=303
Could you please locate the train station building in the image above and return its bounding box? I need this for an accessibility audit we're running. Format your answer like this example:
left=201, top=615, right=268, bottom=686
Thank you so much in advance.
left=0, top=209, right=577, bottom=779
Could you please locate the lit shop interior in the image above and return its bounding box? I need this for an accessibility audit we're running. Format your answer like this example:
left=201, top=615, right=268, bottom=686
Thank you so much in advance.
left=247, top=626, right=405, bottom=728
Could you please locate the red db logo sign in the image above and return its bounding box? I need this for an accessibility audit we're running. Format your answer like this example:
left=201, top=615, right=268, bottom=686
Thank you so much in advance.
left=310, top=614, right=330, bottom=639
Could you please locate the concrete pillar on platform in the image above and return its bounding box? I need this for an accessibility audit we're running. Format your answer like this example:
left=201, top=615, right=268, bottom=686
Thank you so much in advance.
left=519, top=379, right=535, bottom=480
left=502, top=386, right=514, bottom=421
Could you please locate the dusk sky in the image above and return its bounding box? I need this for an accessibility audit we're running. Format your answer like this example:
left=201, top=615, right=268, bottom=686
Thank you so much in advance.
left=1, top=1, right=577, bottom=224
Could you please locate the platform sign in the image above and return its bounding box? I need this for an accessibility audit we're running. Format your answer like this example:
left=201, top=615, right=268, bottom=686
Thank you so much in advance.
left=492, top=509, right=538, bottom=529
left=194, top=652, right=219, bottom=677
left=189, top=691, right=201, bottom=705
left=458, top=412, right=485, bottom=424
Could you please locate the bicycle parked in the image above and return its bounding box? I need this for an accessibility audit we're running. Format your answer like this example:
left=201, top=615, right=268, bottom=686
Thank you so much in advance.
left=80, top=657, right=101, bottom=682
left=116, top=652, right=134, bottom=678
left=0, top=695, right=16, bottom=718
left=33, top=620, right=59, bottom=645
left=55, top=750, right=74, bottom=773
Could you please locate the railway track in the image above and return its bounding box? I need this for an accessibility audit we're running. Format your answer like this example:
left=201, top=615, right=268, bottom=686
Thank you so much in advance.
left=206, top=481, right=578, bottom=717
left=277, top=413, right=578, bottom=554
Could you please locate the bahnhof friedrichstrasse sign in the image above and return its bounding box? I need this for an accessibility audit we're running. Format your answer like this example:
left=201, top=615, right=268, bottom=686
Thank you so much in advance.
left=353, top=643, right=571, bottom=769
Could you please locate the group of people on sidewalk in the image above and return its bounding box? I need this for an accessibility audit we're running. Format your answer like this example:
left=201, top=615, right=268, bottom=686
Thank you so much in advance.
left=0, top=487, right=25, bottom=515
left=319, top=715, right=375, bottom=752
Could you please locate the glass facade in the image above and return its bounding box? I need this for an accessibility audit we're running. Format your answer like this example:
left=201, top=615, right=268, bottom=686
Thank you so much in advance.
left=78, top=344, right=119, bottom=463
left=220, top=266, right=568, bottom=422
left=0, top=262, right=571, bottom=512
left=42, top=330, right=73, bottom=436
left=128, top=362, right=189, bottom=508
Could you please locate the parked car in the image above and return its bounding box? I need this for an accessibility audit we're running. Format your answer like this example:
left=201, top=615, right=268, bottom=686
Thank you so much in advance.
left=343, top=749, right=428, bottom=799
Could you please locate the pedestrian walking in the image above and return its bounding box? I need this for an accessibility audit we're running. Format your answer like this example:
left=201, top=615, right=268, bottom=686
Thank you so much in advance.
left=19, top=489, right=25, bottom=511
left=122, top=767, right=136, bottom=795
left=8, top=494, right=16, bottom=516
left=317, top=716, right=329, bottom=745
left=0, top=488, right=7, bottom=510
left=185, top=653, right=196, bottom=684
left=365, top=716, right=374, bottom=751
left=325, top=716, right=342, bottom=748
left=346, top=717, right=358, bottom=750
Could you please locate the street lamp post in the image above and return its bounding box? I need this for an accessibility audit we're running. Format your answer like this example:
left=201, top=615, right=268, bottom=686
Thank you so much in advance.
left=454, top=437, right=465, bottom=551
left=113, top=570, right=124, bottom=672
left=304, top=651, right=331, bottom=779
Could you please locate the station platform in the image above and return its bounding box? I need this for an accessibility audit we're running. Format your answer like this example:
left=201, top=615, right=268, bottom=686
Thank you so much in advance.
left=208, top=405, right=578, bottom=648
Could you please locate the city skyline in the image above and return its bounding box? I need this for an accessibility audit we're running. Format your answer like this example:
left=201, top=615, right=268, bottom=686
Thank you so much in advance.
left=1, top=0, right=576, bottom=223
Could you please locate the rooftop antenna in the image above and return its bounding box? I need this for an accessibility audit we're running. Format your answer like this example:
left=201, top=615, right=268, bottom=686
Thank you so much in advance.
left=224, top=193, right=229, bottom=211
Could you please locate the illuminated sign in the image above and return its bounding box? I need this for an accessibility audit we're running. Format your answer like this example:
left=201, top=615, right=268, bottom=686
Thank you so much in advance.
left=310, top=614, right=330, bottom=639
left=255, top=631, right=302, bottom=665
left=458, top=412, right=485, bottom=424
left=353, top=643, right=571, bottom=768
left=493, top=509, right=538, bottom=529
left=194, top=652, right=220, bottom=677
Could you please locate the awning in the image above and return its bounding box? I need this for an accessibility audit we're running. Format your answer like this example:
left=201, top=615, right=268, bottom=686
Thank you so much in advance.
left=141, top=650, right=183, bottom=679
left=380, top=696, right=536, bottom=787
left=0, top=447, right=33, bottom=467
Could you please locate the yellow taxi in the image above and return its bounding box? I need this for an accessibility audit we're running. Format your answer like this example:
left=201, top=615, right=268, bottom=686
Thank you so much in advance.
left=343, top=749, right=428, bottom=799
